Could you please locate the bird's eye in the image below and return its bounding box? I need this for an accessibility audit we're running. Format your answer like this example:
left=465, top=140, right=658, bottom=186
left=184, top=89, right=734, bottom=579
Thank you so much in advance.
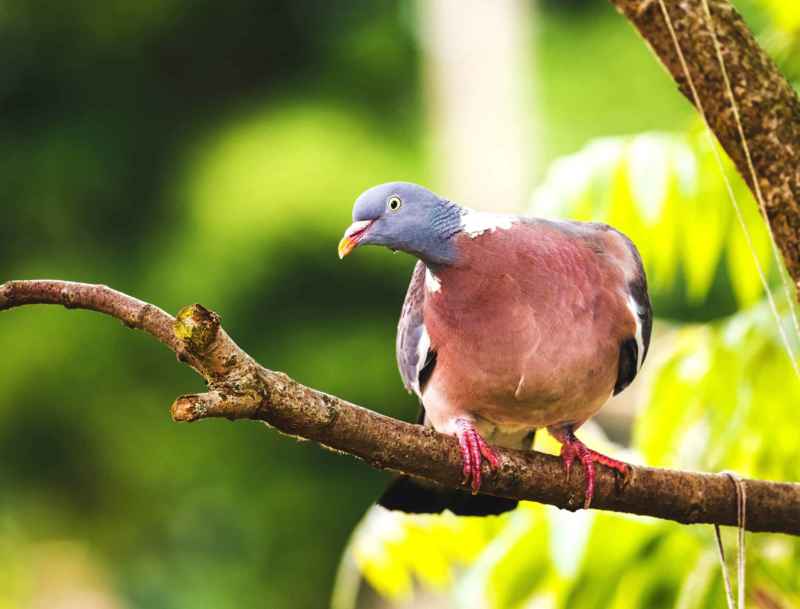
left=387, top=195, right=402, bottom=212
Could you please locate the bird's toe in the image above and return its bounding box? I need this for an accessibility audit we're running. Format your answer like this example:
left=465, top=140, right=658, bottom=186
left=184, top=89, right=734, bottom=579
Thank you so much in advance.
left=552, top=427, right=629, bottom=509
left=455, top=418, right=498, bottom=494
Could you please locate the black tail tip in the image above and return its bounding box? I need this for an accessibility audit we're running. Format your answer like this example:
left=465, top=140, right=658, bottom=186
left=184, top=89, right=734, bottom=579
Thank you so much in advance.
left=378, top=476, right=517, bottom=517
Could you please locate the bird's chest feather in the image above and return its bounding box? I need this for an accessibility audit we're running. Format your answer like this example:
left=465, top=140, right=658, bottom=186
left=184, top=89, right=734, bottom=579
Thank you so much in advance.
left=421, top=227, right=631, bottom=427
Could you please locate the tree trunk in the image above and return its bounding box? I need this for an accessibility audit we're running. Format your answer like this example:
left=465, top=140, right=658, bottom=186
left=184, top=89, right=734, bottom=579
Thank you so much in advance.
left=610, top=0, right=800, bottom=295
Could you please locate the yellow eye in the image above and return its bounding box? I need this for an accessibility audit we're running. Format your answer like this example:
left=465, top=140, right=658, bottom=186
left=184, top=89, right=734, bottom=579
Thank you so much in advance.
left=387, top=195, right=402, bottom=211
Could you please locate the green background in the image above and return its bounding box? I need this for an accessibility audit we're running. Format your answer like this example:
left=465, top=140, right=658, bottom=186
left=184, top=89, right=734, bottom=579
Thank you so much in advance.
left=1, top=1, right=798, bottom=608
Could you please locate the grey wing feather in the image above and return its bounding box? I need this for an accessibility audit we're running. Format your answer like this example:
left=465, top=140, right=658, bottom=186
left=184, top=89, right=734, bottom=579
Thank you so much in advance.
left=396, top=261, right=431, bottom=398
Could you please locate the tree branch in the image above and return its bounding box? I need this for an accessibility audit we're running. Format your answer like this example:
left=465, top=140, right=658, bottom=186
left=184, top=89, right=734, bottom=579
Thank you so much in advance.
left=610, top=0, right=800, bottom=293
left=2, top=279, right=798, bottom=535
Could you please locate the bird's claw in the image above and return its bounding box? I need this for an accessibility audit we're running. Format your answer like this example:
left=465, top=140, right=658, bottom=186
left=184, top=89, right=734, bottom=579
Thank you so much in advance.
left=558, top=432, right=629, bottom=509
left=455, top=419, right=499, bottom=494
left=562, top=449, right=575, bottom=482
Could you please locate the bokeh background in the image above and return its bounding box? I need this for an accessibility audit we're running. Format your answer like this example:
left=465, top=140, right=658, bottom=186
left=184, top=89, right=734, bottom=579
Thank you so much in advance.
left=1, top=1, right=799, bottom=608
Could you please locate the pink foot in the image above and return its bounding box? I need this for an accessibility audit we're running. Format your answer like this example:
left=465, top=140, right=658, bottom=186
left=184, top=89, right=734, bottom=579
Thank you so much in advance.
left=455, top=419, right=500, bottom=494
left=552, top=428, right=629, bottom=509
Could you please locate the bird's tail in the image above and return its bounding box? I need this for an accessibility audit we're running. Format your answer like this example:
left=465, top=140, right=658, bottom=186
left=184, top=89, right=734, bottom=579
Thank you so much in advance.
left=378, top=475, right=517, bottom=516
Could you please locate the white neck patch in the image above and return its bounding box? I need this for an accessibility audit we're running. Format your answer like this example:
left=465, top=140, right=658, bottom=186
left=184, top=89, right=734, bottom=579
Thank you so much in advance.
left=425, top=268, right=442, bottom=293
left=460, top=208, right=517, bottom=238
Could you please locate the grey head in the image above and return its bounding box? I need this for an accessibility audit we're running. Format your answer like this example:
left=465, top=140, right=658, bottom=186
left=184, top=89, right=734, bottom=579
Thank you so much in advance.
left=338, top=182, right=463, bottom=266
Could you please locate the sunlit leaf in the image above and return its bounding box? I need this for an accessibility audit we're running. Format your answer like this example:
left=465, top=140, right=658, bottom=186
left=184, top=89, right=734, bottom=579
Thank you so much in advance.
left=635, top=301, right=800, bottom=480
left=725, top=184, right=774, bottom=307
left=459, top=505, right=551, bottom=609
left=680, top=135, right=728, bottom=303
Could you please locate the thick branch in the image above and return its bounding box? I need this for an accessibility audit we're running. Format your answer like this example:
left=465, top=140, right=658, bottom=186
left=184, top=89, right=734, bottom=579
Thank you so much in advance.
left=2, top=279, right=798, bottom=535
left=610, top=0, right=800, bottom=293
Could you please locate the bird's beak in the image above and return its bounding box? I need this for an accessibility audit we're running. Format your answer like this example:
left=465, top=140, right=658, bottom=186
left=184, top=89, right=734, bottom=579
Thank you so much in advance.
left=338, top=220, right=374, bottom=259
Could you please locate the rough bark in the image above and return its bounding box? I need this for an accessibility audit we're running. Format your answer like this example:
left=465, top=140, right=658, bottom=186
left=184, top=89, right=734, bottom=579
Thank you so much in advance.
left=610, top=0, right=800, bottom=293
left=2, top=279, right=798, bottom=535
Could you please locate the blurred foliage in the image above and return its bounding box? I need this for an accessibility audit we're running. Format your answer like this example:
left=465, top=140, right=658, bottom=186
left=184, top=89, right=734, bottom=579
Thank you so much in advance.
left=760, top=0, right=800, bottom=34
left=345, top=303, right=800, bottom=609
left=0, top=2, right=426, bottom=608
left=1, top=0, right=799, bottom=608
left=635, top=304, right=800, bottom=480
left=529, top=131, right=775, bottom=320
left=535, top=5, right=693, bottom=167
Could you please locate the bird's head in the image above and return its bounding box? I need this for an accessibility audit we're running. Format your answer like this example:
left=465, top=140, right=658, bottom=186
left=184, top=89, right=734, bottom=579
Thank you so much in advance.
left=338, top=182, right=462, bottom=266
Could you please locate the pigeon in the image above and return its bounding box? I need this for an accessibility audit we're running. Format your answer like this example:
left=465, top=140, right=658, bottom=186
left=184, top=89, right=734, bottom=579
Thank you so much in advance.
left=338, top=182, right=651, bottom=515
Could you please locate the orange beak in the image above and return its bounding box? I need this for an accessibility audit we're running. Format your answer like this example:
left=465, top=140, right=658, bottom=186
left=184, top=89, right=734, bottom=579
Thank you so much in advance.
left=338, top=220, right=374, bottom=259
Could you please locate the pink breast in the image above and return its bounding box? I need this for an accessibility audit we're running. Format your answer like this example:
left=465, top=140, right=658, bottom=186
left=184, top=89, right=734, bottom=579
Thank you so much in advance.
left=422, top=223, right=633, bottom=428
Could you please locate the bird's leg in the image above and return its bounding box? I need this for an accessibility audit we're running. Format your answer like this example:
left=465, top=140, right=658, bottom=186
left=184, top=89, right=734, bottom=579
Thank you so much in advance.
left=455, top=418, right=500, bottom=494
left=549, top=426, right=629, bottom=509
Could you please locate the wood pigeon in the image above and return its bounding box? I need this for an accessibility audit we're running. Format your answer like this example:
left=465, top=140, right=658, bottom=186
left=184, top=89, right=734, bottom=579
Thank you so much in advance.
left=339, top=182, right=652, bottom=515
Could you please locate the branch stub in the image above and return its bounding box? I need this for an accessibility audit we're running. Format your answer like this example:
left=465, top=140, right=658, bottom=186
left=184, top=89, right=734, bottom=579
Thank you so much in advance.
left=173, top=304, right=221, bottom=356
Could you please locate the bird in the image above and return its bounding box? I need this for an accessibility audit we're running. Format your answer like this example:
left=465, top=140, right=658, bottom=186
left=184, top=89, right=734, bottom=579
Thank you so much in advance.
left=338, top=181, right=652, bottom=515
